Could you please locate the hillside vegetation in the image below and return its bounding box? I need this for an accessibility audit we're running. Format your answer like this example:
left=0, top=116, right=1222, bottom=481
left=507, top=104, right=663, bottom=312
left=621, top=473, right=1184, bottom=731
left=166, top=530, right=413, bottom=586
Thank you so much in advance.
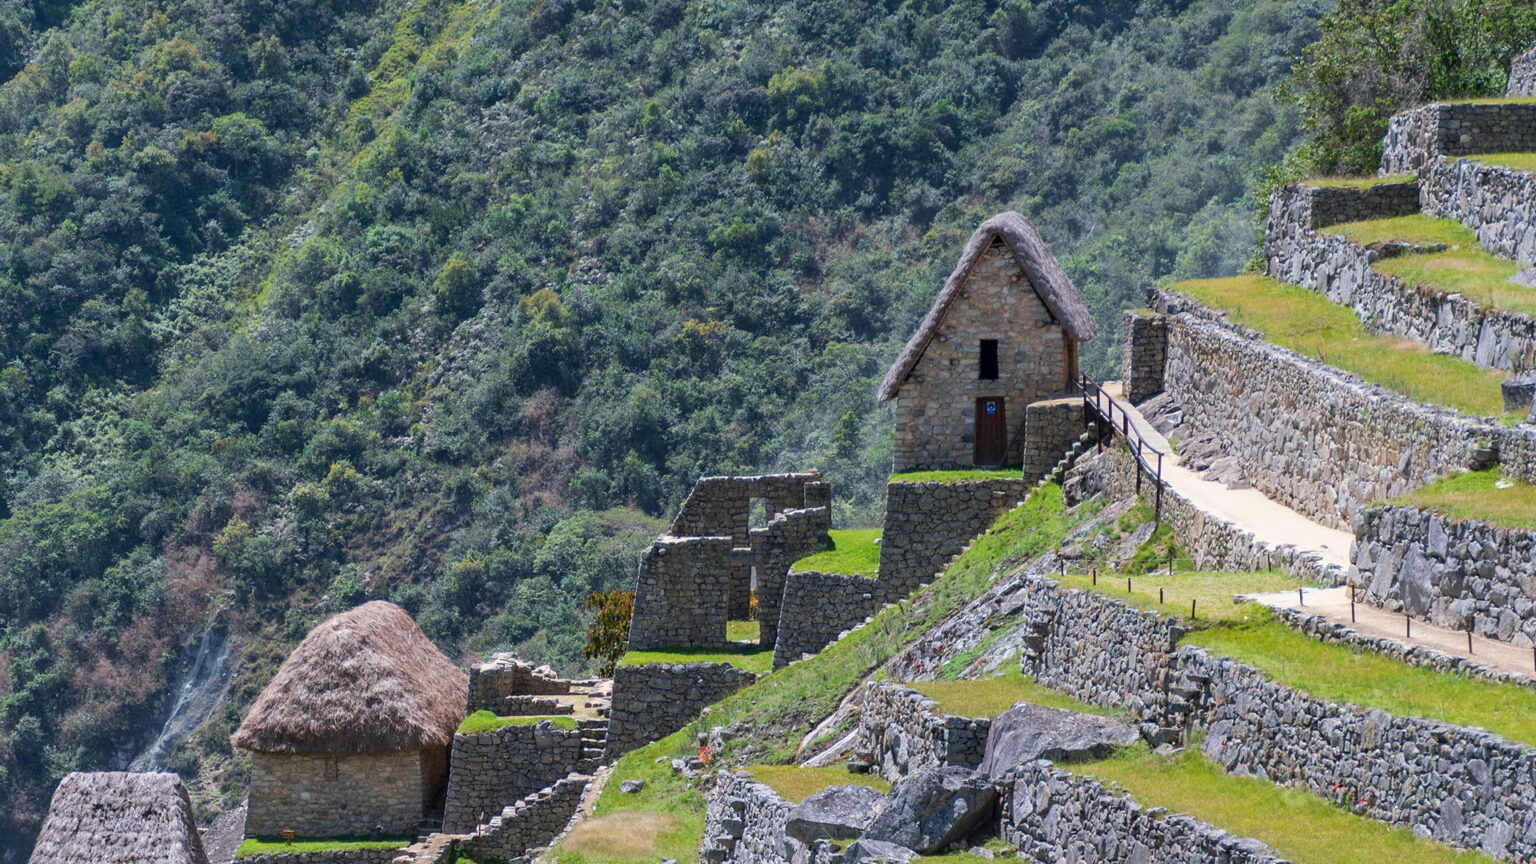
left=0, top=0, right=1338, bottom=850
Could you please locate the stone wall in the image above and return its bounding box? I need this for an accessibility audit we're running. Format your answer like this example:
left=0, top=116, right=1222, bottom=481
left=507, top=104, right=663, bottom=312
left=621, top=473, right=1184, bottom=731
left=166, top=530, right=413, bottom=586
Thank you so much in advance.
left=605, top=662, right=757, bottom=759
left=754, top=506, right=834, bottom=649
left=770, top=571, right=879, bottom=669
left=246, top=749, right=441, bottom=838
left=442, top=721, right=583, bottom=834
left=1420, top=155, right=1536, bottom=268
left=627, top=535, right=734, bottom=651
left=858, top=682, right=989, bottom=781
left=1000, top=760, right=1284, bottom=864
left=1020, top=398, right=1083, bottom=486
left=877, top=479, right=1028, bottom=598
left=892, top=238, right=1079, bottom=471
left=1381, top=103, right=1536, bottom=175
left=1294, top=180, right=1422, bottom=228
left=1351, top=505, right=1536, bottom=646
left=1121, top=310, right=1167, bottom=404
left=237, top=849, right=405, bottom=864
left=1072, top=445, right=1346, bottom=586
left=1265, top=182, right=1536, bottom=373
left=1156, top=291, right=1499, bottom=528
left=1510, top=46, right=1536, bottom=97
left=700, top=771, right=798, bottom=864
left=466, top=654, right=573, bottom=714
left=477, top=773, right=591, bottom=862
left=670, top=474, right=828, bottom=541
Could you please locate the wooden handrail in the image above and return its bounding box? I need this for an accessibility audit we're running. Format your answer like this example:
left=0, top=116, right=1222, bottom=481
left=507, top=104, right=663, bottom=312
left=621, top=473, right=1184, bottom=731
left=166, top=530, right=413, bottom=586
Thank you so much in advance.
left=1080, top=372, right=1166, bottom=522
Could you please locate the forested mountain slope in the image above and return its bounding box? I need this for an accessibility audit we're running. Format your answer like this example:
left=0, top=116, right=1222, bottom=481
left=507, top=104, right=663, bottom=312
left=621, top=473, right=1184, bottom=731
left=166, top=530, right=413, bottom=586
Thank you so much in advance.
left=0, top=0, right=1329, bottom=852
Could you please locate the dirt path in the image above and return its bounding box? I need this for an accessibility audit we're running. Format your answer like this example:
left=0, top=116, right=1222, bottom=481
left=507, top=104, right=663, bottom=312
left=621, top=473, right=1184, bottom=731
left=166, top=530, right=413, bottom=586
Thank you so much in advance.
left=1102, top=382, right=1353, bottom=570
left=1247, top=586, right=1536, bottom=679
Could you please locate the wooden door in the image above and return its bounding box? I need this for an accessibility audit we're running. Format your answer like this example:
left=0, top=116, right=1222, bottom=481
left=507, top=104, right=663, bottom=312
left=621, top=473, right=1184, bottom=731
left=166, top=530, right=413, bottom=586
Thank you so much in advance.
left=974, top=397, right=1006, bottom=465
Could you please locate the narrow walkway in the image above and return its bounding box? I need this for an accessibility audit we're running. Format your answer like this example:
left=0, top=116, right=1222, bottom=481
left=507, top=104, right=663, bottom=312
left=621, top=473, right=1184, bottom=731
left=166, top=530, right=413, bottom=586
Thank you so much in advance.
left=1249, top=586, right=1536, bottom=680
left=1101, top=382, right=1353, bottom=570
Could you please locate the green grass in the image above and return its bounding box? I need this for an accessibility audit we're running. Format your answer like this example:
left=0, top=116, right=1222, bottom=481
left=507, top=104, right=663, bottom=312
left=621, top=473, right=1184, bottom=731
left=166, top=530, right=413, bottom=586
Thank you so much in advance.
left=1303, top=174, right=1415, bottom=190
left=1324, top=215, right=1536, bottom=317
left=743, top=764, right=890, bottom=802
left=458, top=710, right=577, bottom=733
left=618, top=644, right=775, bottom=676
left=791, top=528, right=882, bottom=577
left=549, top=732, right=708, bottom=864
left=1469, top=152, right=1536, bottom=173
left=906, top=667, right=1118, bottom=718
left=1389, top=469, right=1536, bottom=528
left=1173, top=275, right=1508, bottom=417
left=1076, top=744, right=1492, bottom=864
left=236, top=838, right=410, bottom=856
left=726, top=619, right=760, bottom=642
left=1058, top=570, right=1309, bottom=623
left=915, top=837, right=1015, bottom=864
left=889, top=468, right=1022, bottom=483
left=1186, top=607, right=1536, bottom=749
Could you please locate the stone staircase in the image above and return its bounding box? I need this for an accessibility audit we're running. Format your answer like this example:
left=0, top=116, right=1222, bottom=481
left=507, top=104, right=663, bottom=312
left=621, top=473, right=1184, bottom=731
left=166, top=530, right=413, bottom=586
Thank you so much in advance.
left=576, top=718, right=608, bottom=772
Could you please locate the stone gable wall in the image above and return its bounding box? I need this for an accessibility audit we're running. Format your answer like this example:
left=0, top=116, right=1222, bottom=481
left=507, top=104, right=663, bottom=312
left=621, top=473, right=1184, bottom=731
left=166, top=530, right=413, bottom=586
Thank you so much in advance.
left=1121, top=310, right=1167, bottom=404
left=669, top=474, right=826, bottom=542
left=467, top=654, right=573, bottom=714
left=246, top=750, right=434, bottom=838
left=1352, top=505, right=1536, bottom=646
left=858, top=682, right=989, bottom=780
left=770, top=571, right=879, bottom=669
left=605, top=662, right=756, bottom=759
left=1381, top=103, right=1536, bottom=175
left=1156, top=291, right=1498, bottom=528
left=627, top=535, right=734, bottom=651
left=893, top=239, right=1077, bottom=471
left=442, top=721, right=583, bottom=834
left=477, top=773, right=591, bottom=862
left=1511, top=47, right=1536, bottom=97
left=877, top=479, right=1028, bottom=599
left=1265, top=183, right=1536, bottom=373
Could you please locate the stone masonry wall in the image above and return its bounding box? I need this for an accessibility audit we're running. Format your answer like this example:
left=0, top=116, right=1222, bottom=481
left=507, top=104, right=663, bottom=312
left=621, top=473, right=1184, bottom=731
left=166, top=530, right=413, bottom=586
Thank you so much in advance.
left=670, top=474, right=827, bottom=542
left=770, top=570, right=879, bottom=669
left=627, top=535, right=734, bottom=651
left=1071, top=445, right=1346, bottom=586
left=1511, top=46, right=1536, bottom=97
left=1121, top=310, right=1167, bottom=404
left=1021, top=398, right=1083, bottom=486
left=700, top=771, right=798, bottom=864
left=605, top=662, right=757, bottom=759
left=1001, top=760, right=1285, bottom=864
left=237, top=849, right=405, bottom=864
left=877, top=479, right=1028, bottom=598
left=246, top=750, right=434, bottom=838
left=1297, top=180, right=1422, bottom=228
left=1155, top=290, right=1498, bottom=528
left=466, top=654, right=572, bottom=714
left=1420, top=154, right=1536, bottom=268
left=1352, top=505, right=1536, bottom=646
left=442, top=721, right=582, bottom=834
left=858, top=682, right=989, bottom=781
left=893, top=238, right=1077, bottom=471
left=754, top=506, right=833, bottom=649
left=478, top=773, right=591, bottom=862
left=1265, top=182, right=1536, bottom=373
left=1381, top=103, right=1536, bottom=175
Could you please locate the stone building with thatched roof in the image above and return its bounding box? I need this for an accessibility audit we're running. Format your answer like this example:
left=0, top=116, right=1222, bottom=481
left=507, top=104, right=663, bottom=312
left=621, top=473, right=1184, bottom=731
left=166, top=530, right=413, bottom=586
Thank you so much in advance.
left=29, top=772, right=210, bottom=864
left=878, top=211, right=1096, bottom=471
left=233, top=601, right=468, bottom=838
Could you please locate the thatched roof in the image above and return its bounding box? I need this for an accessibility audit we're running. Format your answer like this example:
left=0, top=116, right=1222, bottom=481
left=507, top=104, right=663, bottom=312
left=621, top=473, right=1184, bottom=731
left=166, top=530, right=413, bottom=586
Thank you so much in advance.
left=232, top=601, right=468, bottom=754
left=28, top=772, right=209, bottom=864
left=877, top=211, right=1095, bottom=402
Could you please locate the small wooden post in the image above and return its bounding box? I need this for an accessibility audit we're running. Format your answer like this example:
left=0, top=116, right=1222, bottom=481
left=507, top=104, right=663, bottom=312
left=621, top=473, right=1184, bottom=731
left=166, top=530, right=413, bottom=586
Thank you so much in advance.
left=1406, top=614, right=1411, bottom=639
left=1468, top=629, right=1474, bottom=655
left=1191, top=598, right=1197, bottom=619
left=1159, top=588, right=1164, bottom=605
left=1127, top=577, right=1132, bottom=594
left=1092, top=567, right=1097, bottom=586
left=1297, top=587, right=1303, bottom=607
left=282, top=831, right=295, bottom=847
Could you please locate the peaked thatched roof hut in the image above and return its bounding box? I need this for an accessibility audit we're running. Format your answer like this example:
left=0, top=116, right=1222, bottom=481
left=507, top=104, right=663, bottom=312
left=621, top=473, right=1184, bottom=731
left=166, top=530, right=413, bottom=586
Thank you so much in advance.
left=878, top=211, right=1094, bottom=471
left=233, top=600, right=467, bottom=754
left=29, top=772, right=209, bottom=864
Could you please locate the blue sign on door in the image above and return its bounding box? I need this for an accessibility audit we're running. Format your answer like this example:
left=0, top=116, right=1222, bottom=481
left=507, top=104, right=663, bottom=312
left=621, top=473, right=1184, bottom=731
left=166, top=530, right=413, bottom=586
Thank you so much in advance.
left=986, top=401, right=997, bottom=415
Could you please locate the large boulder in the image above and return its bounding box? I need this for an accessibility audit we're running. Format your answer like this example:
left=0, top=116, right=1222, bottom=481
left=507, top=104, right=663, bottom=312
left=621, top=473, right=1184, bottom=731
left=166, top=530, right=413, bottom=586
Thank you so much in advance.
left=842, top=839, right=917, bottom=864
left=786, top=784, right=889, bottom=844
left=861, top=767, right=996, bottom=854
left=979, top=702, right=1138, bottom=779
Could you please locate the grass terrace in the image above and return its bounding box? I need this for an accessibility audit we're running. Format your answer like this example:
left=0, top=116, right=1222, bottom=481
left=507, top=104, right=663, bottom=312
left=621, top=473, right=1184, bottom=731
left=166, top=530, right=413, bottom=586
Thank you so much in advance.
left=618, top=642, right=774, bottom=676
left=1303, top=174, right=1415, bottom=189
left=237, top=838, right=411, bottom=856
left=1058, top=569, right=1308, bottom=623
left=744, top=764, right=890, bottom=802
left=551, top=734, right=706, bottom=864
left=906, top=667, right=1118, bottom=718
left=458, top=710, right=577, bottom=734
left=791, top=528, right=881, bottom=577
left=1173, top=276, right=1508, bottom=417
left=890, top=467, right=1022, bottom=483
left=726, top=619, right=760, bottom=642
left=1388, top=469, right=1536, bottom=528
left=1324, top=214, right=1533, bottom=316
left=1076, top=744, right=1492, bottom=864
left=1468, top=152, right=1536, bottom=174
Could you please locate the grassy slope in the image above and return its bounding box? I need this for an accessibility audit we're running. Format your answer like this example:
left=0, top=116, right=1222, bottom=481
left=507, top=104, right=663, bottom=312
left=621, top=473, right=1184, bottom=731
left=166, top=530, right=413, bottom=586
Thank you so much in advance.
left=236, top=838, right=410, bottom=855
left=1304, top=174, right=1416, bottom=189
left=743, top=764, right=890, bottom=802
left=618, top=645, right=775, bottom=675
left=791, top=528, right=882, bottom=577
left=1173, top=275, right=1508, bottom=417
left=1389, top=468, right=1536, bottom=528
left=906, top=667, right=1118, bottom=718
left=1325, top=215, right=1533, bottom=316
left=1470, top=152, right=1536, bottom=172
left=1057, top=570, right=1309, bottom=622
left=1078, top=745, right=1492, bottom=864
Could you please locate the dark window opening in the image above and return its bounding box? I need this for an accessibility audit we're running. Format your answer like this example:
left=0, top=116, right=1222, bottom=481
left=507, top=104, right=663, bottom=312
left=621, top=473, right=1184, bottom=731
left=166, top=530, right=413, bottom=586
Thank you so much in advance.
left=979, top=339, right=999, bottom=380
